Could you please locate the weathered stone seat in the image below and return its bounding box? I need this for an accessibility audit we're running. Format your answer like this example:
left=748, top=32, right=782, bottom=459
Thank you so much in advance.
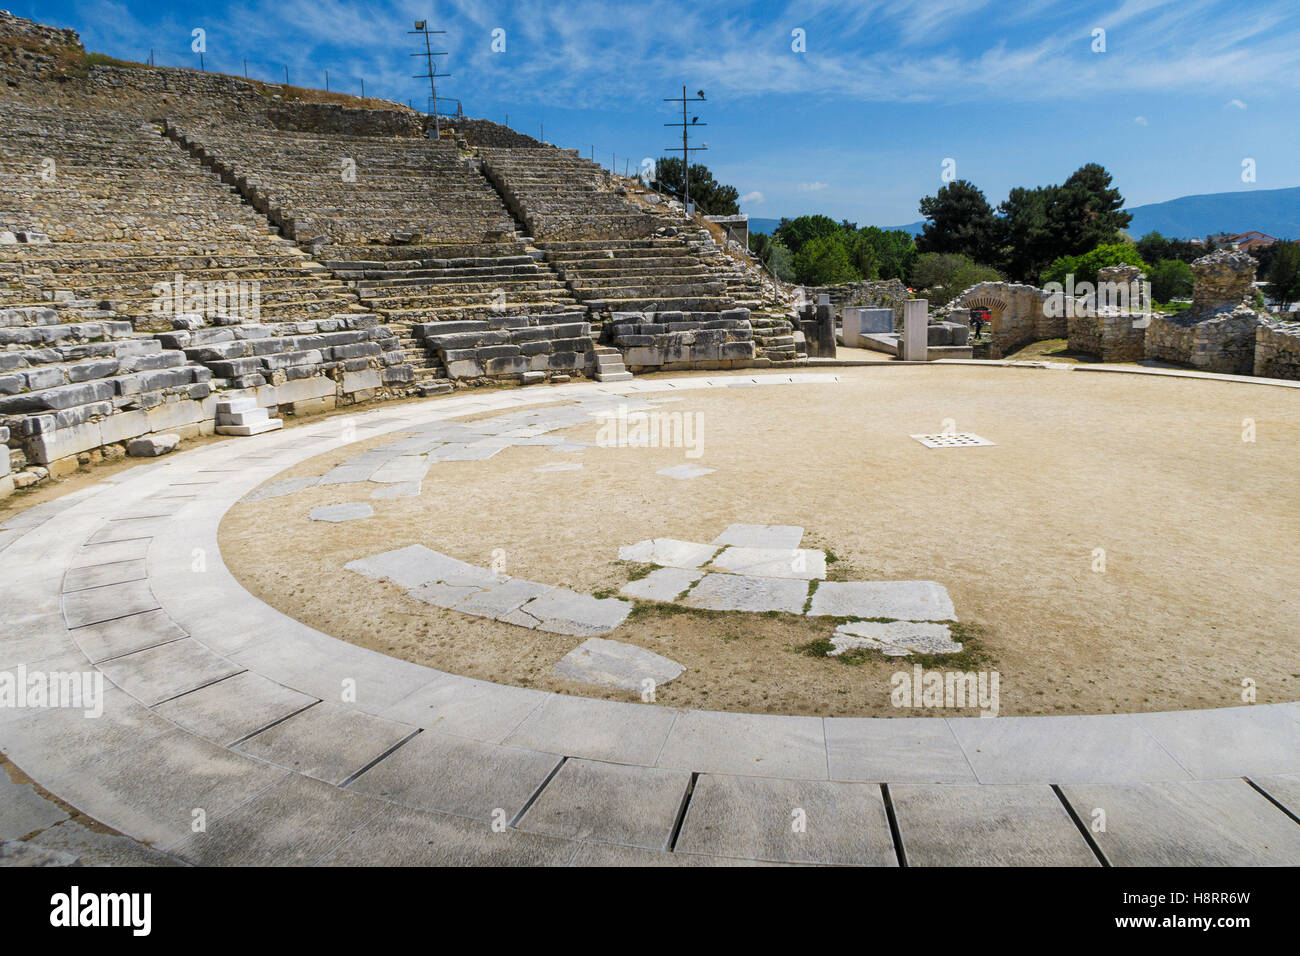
left=414, top=312, right=594, bottom=381
left=609, top=310, right=756, bottom=371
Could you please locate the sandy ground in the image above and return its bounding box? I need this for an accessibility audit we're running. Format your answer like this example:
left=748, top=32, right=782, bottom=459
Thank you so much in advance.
left=216, top=365, right=1299, bottom=718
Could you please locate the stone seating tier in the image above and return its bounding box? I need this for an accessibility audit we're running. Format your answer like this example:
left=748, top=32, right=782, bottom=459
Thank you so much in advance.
left=320, top=240, right=531, bottom=264
left=0, top=308, right=213, bottom=466
left=312, top=241, right=578, bottom=380
left=536, top=239, right=740, bottom=319
left=171, top=122, right=520, bottom=245
left=1, top=106, right=355, bottom=325
left=413, top=313, right=594, bottom=381
left=608, top=310, right=757, bottom=371
left=479, top=148, right=661, bottom=240
left=156, top=314, right=409, bottom=391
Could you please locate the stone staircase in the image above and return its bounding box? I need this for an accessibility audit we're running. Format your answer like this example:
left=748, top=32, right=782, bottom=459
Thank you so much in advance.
left=592, top=345, right=631, bottom=382
left=214, top=396, right=282, bottom=436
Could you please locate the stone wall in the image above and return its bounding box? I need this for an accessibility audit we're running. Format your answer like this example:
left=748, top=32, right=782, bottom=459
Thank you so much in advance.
left=1067, top=265, right=1149, bottom=361
left=267, top=102, right=423, bottom=137
left=442, top=117, right=542, bottom=148
left=1254, top=320, right=1300, bottom=379
left=954, top=282, right=1056, bottom=358
left=1068, top=310, right=1147, bottom=361
left=1144, top=251, right=1264, bottom=375
left=806, top=279, right=908, bottom=325
left=0, top=9, right=81, bottom=83
left=2, top=12, right=421, bottom=133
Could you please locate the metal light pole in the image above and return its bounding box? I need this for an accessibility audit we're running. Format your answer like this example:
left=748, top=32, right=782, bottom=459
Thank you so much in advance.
left=663, top=86, right=707, bottom=210
left=409, top=21, right=449, bottom=137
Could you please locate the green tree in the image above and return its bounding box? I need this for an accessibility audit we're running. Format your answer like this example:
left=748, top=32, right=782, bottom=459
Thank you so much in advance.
left=995, top=185, right=1055, bottom=282
left=1136, top=231, right=1172, bottom=265
left=651, top=156, right=739, bottom=215
left=1041, top=242, right=1148, bottom=289
left=1264, top=242, right=1300, bottom=310
left=793, top=235, right=858, bottom=285
left=773, top=215, right=842, bottom=256
left=852, top=226, right=917, bottom=281
left=766, top=240, right=796, bottom=282
left=1149, top=259, right=1194, bottom=303
left=1047, top=163, right=1132, bottom=260
left=916, top=180, right=997, bottom=264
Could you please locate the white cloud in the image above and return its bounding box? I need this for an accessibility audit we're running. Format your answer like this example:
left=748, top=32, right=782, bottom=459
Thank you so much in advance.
left=1225, top=98, right=1248, bottom=110
left=797, top=182, right=829, bottom=192
left=1133, top=116, right=1149, bottom=125
left=68, top=0, right=1300, bottom=111
left=740, top=190, right=765, bottom=204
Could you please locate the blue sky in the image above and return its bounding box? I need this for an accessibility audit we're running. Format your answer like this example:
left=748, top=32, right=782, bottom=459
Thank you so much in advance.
left=17, top=0, right=1300, bottom=226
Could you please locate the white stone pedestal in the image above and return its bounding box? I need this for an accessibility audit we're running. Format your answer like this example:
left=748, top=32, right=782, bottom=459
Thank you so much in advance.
left=901, top=299, right=929, bottom=361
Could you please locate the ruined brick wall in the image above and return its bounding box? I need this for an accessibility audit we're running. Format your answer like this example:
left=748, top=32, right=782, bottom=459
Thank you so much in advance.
left=1068, top=311, right=1147, bottom=361
left=1066, top=265, right=1149, bottom=361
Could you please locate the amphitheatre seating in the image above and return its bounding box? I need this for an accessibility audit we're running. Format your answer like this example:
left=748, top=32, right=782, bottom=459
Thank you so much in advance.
left=478, top=149, right=768, bottom=325
left=156, top=313, right=409, bottom=391
left=0, top=305, right=211, bottom=466
left=170, top=122, right=518, bottom=245
left=170, top=125, right=589, bottom=381
left=413, top=312, right=594, bottom=381
left=0, top=105, right=358, bottom=329
left=320, top=240, right=581, bottom=383
left=538, top=238, right=745, bottom=320
left=608, top=310, right=756, bottom=371
left=0, top=105, right=414, bottom=471
left=480, top=148, right=658, bottom=240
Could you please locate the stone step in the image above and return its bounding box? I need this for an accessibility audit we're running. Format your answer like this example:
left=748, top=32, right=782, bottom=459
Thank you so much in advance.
left=217, top=407, right=269, bottom=427
left=215, top=397, right=258, bottom=415
left=215, top=417, right=283, bottom=436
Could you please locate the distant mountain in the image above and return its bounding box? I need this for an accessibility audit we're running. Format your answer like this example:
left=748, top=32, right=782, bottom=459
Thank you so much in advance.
left=882, top=220, right=926, bottom=236
left=1123, top=186, right=1300, bottom=240
left=748, top=186, right=1300, bottom=242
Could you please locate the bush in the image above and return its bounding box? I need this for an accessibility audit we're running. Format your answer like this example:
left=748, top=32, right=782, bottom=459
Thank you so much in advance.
left=1042, top=242, right=1149, bottom=289
left=1149, top=259, right=1194, bottom=303
left=910, top=252, right=1002, bottom=304
left=748, top=232, right=797, bottom=282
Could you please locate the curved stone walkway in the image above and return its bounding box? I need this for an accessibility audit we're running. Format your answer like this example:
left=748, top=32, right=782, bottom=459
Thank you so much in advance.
left=2, top=370, right=1298, bottom=866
